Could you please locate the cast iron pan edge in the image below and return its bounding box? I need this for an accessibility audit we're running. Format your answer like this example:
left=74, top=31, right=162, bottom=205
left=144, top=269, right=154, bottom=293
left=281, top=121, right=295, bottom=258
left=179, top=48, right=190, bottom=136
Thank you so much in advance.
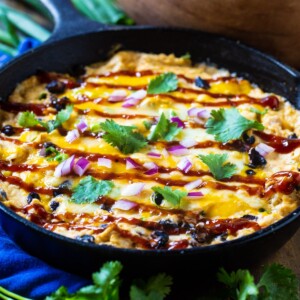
left=0, top=0, right=299, bottom=276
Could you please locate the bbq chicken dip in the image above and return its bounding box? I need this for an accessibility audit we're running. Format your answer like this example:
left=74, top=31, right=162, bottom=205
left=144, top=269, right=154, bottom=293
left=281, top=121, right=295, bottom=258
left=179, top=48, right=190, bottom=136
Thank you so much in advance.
left=0, top=51, right=299, bottom=250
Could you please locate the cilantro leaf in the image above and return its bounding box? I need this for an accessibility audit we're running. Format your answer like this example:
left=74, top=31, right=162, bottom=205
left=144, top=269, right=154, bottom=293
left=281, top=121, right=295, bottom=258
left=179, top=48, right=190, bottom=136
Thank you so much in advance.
left=257, top=264, right=299, bottom=300
left=147, top=72, right=178, bottom=94
left=100, top=119, right=147, bottom=154
left=217, top=268, right=259, bottom=300
left=151, top=186, right=187, bottom=206
left=46, top=261, right=122, bottom=300
left=250, top=107, right=268, bottom=115
left=148, top=113, right=181, bottom=142
left=206, top=108, right=264, bottom=143
left=45, top=147, right=68, bottom=163
left=198, top=153, right=237, bottom=180
left=18, top=111, right=39, bottom=127
left=18, top=105, right=73, bottom=133
left=130, top=273, right=173, bottom=300
left=71, top=176, right=114, bottom=204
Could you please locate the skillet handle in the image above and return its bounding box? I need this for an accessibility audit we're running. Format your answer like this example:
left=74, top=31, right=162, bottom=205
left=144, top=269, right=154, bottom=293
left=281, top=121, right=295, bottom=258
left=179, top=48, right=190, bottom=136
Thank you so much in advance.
left=40, top=0, right=107, bottom=43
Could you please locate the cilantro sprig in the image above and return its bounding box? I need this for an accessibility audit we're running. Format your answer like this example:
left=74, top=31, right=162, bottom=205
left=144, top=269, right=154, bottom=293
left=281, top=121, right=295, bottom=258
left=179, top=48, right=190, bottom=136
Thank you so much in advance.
left=206, top=108, right=264, bottom=143
left=148, top=113, right=181, bottom=142
left=151, top=186, right=187, bottom=207
left=250, top=107, right=268, bottom=115
left=198, top=153, right=237, bottom=180
left=45, top=146, right=68, bottom=163
left=71, top=176, right=114, bottom=204
left=18, top=105, right=73, bottom=133
left=147, top=72, right=178, bottom=94
left=100, top=119, right=147, bottom=154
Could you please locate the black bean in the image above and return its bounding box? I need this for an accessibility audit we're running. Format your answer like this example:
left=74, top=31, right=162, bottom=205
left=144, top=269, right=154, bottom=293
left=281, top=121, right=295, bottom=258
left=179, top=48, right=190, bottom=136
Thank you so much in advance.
left=53, top=180, right=72, bottom=197
left=27, top=192, right=40, bottom=204
left=258, top=208, right=266, bottom=212
left=50, top=95, right=69, bottom=111
left=0, top=188, right=8, bottom=200
left=288, top=133, right=298, bottom=139
left=242, top=214, right=258, bottom=221
left=151, top=192, right=164, bottom=206
left=1, top=125, right=15, bottom=136
left=194, top=76, right=210, bottom=89
left=49, top=200, right=59, bottom=211
left=228, top=140, right=249, bottom=152
left=99, top=203, right=111, bottom=211
left=248, top=148, right=267, bottom=168
left=242, top=133, right=255, bottom=145
left=151, top=230, right=169, bottom=248
left=246, top=169, right=256, bottom=176
left=158, top=219, right=178, bottom=230
left=43, top=142, right=56, bottom=149
left=46, top=80, right=66, bottom=94
left=76, top=235, right=95, bottom=244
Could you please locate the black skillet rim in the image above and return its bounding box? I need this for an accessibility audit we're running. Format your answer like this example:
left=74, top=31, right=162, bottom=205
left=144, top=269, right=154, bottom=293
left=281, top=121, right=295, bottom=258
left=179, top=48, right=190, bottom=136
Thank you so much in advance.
left=0, top=25, right=299, bottom=256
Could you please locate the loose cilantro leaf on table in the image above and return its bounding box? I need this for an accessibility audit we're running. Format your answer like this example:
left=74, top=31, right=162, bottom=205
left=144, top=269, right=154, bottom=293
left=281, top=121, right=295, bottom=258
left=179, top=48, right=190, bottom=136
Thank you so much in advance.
left=130, top=273, right=173, bottom=300
left=46, top=261, right=122, bottom=300
left=257, top=264, right=299, bottom=300
left=198, top=153, right=237, bottom=180
left=148, top=113, right=181, bottom=142
left=206, top=108, right=264, bottom=143
left=147, top=72, right=178, bottom=94
left=217, top=268, right=258, bottom=300
left=151, top=186, right=187, bottom=206
left=100, top=119, right=147, bottom=154
left=71, top=176, right=114, bottom=204
left=18, top=105, right=73, bottom=133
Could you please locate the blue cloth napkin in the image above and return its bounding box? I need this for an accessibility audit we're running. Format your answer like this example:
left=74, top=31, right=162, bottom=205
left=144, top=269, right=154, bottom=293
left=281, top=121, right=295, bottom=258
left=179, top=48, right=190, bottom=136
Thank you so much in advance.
left=0, top=225, right=90, bottom=299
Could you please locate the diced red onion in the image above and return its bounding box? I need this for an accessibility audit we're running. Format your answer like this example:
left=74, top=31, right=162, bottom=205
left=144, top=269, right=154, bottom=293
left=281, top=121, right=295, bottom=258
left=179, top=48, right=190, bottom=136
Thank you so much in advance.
left=197, top=109, right=210, bottom=119
left=170, top=116, right=185, bottom=128
left=188, top=107, right=210, bottom=119
left=147, top=152, right=161, bottom=158
left=66, top=129, right=80, bottom=143
left=167, top=145, right=189, bottom=156
left=180, top=138, right=197, bottom=148
left=77, top=120, right=88, bottom=133
left=126, top=157, right=142, bottom=170
left=122, top=89, right=146, bottom=108
left=122, top=182, right=145, bottom=196
left=177, top=157, right=192, bottom=173
left=187, top=191, right=204, bottom=198
left=143, top=162, right=158, bottom=175
left=39, top=148, right=46, bottom=157
left=108, top=90, right=127, bottom=102
left=54, top=155, right=75, bottom=177
left=98, top=158, right=112, bottom=168
left=255, top=143, right=275, bottom=157
left=184, top=179, right=203, bottom=191
left=112, top=199, right=138, bottom=211
left=73, top=157, right=90, bottom=176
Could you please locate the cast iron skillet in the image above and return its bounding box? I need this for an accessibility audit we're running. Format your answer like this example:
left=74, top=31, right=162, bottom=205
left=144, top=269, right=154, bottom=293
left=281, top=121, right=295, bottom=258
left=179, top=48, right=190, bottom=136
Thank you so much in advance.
left=0, top=0, right=299, bottom=277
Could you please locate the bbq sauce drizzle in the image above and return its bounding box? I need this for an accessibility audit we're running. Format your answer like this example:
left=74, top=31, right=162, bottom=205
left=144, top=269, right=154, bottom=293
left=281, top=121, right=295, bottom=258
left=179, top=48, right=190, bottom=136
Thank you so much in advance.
left=0, top=68, right=297, bottom=250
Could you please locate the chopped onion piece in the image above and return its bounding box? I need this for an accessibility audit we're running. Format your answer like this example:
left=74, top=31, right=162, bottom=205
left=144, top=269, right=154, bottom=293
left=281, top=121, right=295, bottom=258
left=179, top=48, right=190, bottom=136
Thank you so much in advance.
left=108, top=90, right=127, bottom=102
left=98, top=158, right=112, bottom=168
left=187, top=191, right=204, bottom=198
left=177, top=157, right=192, bottom=173
left=77, top=120, right=88, bottom=133
left=122, top=182, right=145, bottom=196
left=170, top=116, right=185, bottom=128
left=180, top=138, right=197, bottom=148
left=122, top=89, right=146, bottom=108
left=167, top=145, right=189, bottom=156
left=126, top=157, right=142, bottom=170
left=143, top=162, right=158, bottom=175
left=147, top=152, right=161, bottom=158
left=54, top=155, right=75, bottom=177
left=255, top=143, right=275, bottom=157
left=73, top=157, right=90, bottom=176
left=66, top=129, right=80, bottom=143
left=184, top=179, right=203, bottom=191
left=112, top=199, right=138, bottom=211
left=188, top=107, right=210, bottom=119
left=197, top=109, right=210, bottom=119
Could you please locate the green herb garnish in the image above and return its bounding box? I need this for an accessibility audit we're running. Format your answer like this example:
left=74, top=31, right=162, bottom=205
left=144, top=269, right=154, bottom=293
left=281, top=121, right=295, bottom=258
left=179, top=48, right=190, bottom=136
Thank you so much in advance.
left=250, top=107, right=268, bottom=115
left=198, top=153, right=237, bottom=180
left=151, top=186, right=187, bottom=207
left=147, top=72, right=178, bottom=94
left=45, top=147, right=68, bottom=163
left=71, top=176, right=114, bottom=204
left=18, top=105, right=73, bottom=133
left=205, top=108, right=264, bottom=143
left=148, top=113, right=181, bottom=142
left=38, top=92, right=47, bottom=100
left=100, top=119, right=147, bottom=154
